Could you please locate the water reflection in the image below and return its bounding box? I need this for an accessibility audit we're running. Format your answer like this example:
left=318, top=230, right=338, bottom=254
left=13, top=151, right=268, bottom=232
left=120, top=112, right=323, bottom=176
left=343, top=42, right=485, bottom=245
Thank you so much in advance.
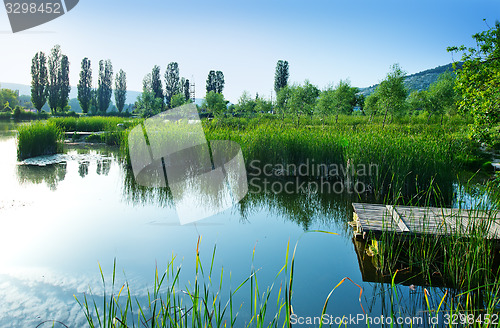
left=96, top=159, right=111, bottom=176
left=78, top=161, right=89, bottom=178
left=16, top=163, right=67, bottom=191
left=122, top=169, right=357, bottom=231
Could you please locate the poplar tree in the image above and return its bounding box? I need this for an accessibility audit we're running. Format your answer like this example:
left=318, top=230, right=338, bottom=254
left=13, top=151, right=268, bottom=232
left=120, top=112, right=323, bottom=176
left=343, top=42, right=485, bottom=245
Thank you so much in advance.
left=78, top=57, right=92, bottom=114
left=30, top=51, right=48, bottom=113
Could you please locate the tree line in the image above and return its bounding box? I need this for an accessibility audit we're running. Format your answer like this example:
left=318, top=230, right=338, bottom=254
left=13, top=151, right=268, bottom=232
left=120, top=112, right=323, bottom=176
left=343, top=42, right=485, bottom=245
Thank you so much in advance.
left=30, top=45, right=128, bottom=115
left=207, top=60, right=456, bottom=128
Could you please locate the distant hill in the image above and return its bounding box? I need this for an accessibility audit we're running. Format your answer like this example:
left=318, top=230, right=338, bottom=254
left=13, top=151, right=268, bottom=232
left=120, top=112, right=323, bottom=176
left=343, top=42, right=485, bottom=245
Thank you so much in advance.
left=358, top=62, right=463, bottom=96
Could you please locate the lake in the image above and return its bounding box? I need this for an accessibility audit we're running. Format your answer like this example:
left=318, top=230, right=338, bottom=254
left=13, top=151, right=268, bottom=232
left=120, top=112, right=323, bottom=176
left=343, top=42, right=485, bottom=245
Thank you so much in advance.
left=0, top=121, right=484, bottom=327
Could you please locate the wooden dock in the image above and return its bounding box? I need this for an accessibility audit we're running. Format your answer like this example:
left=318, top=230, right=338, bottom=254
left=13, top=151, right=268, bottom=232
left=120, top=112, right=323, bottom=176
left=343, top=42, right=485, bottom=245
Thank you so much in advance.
left=351, top=203, right=500, bottom=240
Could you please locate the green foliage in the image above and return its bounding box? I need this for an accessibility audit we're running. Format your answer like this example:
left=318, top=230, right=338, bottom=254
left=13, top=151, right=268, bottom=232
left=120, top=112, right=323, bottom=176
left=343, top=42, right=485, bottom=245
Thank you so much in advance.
left=170, top=93, right=187, bottom=108
left=215, top=70, right=225, bottom=93
left=206, top=70, right=216, bottom=93
left=17, top=121, right=63, bottom=160
left=165, top=62, right=179, bottom=107
left=448, top=21, right=500, bottom=142
left=377, top=63, right=408, bottom=125
left=202, top=91, right=227, bottom=117
left=200, top=117, right=474, bottom=200
left=59, top=55, right=70, bottom=111
left=77, top=57, right=92, bottom=114
left=235, top=90, right=256, bottom=115
left=12, top=107, right=46, bottom=120
left=97, top=59, right=113, bottom=113
left=274, top=60, right=289, bottom=94
left=114, top=69, right=127, bottom=113
left=135, top=88, right=164, bottom=118
left=47, top=45, right=62, bottom=114
left=50, top=116, right=137, bottom=133
left=181, top=77, right=190, bottom=101
left=317, top=80, right=358, bottom=122
left=276, top=85, right=292, bottom=121
left=30, top=51, right=48, bottom=112
left=151, top=65, right=164, bottom=104
left=206, top=70, right=225, bottom=94
left=364, top=91, right=380, bottom=116
left=255, top=97, right=272, bottom=114
left=288, top=80, right=320, bottom=126
left=46, top=45, right=70, bottom=115
left=0, top=89, right=19, bottom=111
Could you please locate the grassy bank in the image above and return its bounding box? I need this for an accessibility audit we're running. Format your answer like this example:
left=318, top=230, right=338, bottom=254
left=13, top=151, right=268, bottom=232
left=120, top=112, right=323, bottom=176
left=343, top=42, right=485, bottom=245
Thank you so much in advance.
left=202, top=117, right=480, bottom=201
left=114, top=115, right=484, bottom=201
left=49, top=116, right=140, bottom=133
left=17, top=121, right=63, bottom=160
left=16, top=116, right=141, bottom=160
left=18, top=115, right=486, bottom=201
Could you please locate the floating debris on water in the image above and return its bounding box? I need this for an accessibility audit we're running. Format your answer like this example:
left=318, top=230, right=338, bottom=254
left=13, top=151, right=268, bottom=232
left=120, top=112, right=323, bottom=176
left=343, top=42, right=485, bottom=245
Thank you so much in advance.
left=19, top=153, right=112, bottom=166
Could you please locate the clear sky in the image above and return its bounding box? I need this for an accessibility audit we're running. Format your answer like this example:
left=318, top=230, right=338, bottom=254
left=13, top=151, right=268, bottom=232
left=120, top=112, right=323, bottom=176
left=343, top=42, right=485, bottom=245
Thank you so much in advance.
left=0, top=0, right=499, bottom=103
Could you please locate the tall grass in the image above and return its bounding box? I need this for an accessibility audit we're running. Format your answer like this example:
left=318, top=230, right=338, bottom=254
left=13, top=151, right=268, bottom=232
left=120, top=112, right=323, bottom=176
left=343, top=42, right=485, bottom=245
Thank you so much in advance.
left=117, top=116, right=480, bottom=201
left=50, top=116, right=140, bottom=133
left=17, top=121, right=63, bottom=160
left=75, top=237, right=296, bottom=327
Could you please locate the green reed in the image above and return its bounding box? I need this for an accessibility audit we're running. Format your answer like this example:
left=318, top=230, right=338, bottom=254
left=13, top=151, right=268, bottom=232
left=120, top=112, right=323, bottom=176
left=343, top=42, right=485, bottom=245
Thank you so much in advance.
left=17, top=121, right=63, bottom=160
left=49, top=116, right=140, bottom=133
left=75, top=237, right=297, bottom=327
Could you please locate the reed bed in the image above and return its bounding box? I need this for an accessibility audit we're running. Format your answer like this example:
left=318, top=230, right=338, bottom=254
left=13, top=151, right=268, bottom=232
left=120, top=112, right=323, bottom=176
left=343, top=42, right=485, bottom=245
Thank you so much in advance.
left=201, top=119, right=478, bottom=201
left=16, top=121, right=63, bottom=160
left=50, top=116, right=140, bottom=133
left=75, top=237, right=296, bottom=327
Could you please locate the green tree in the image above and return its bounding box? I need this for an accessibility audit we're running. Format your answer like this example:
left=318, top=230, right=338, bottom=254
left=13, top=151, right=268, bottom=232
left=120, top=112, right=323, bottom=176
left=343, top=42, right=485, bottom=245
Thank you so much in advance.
left=289, top=80, right=319, bottom=126
left=255, top=97, right=272, bottom=114
left=202, top=91, right=226, bottom=117
left=31, top=51, right=48, bottom=113
left=90, top=88, right=98, bottom=115
left=0, top=89, right=19, bottom=112
left=151, top=65, right=164, bottom=106
left=206, top=70, right=216, bottom=94
left=114, top=69, right=127, bottom=113
left=170, top=93, right=187, bottom=108
left=274, top=60, right=289, bottom=94
left=276, top=85, right=292, bottom=122
left=165, top=62, right=179, bottom=108
left=235, top=91, right=256, bottom=116
left=364, top=91, right=380, bottom=120
left=377, top=64, right=407, bottom=126
left=97, top=59, right=113, bottom=113
left=448, top=21, right=500, bottom=139
left=135, top=74, right=163, bottom=118
left=182, top=78, right=190, bottom=102
left=426, top=71, right=457, bottom=123
left=215, top=71, right=225, bottom=94
left=58, top=55, right=70, bottom=112
left=317, top=84, right=336, bottom=122
left=78, top=57, right=92, bottom=114
left=47, top=45, right=62, bottom=114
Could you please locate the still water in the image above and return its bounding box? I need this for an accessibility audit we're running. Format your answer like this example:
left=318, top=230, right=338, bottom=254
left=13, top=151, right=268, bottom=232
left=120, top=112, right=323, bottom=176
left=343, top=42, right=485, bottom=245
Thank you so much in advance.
left=0, top=122, right=480, bottom=327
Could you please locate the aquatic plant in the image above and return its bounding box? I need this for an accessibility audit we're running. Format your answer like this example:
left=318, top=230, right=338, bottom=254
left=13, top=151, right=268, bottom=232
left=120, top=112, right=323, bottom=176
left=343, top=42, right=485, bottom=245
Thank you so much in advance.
left=17, top=121, right=63, bottom=160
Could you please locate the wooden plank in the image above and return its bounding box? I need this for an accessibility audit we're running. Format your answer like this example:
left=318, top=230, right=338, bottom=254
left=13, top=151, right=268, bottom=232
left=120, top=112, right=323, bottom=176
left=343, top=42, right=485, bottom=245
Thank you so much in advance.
left=386, top=205, right=410, bottom=232
left=352, top=203, right=500, bottom=240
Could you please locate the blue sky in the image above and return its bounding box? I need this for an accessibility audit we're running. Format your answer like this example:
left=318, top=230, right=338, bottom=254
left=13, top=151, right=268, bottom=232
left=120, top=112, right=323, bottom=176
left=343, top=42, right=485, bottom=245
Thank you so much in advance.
left=0, top=0, right=499, bottom=102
